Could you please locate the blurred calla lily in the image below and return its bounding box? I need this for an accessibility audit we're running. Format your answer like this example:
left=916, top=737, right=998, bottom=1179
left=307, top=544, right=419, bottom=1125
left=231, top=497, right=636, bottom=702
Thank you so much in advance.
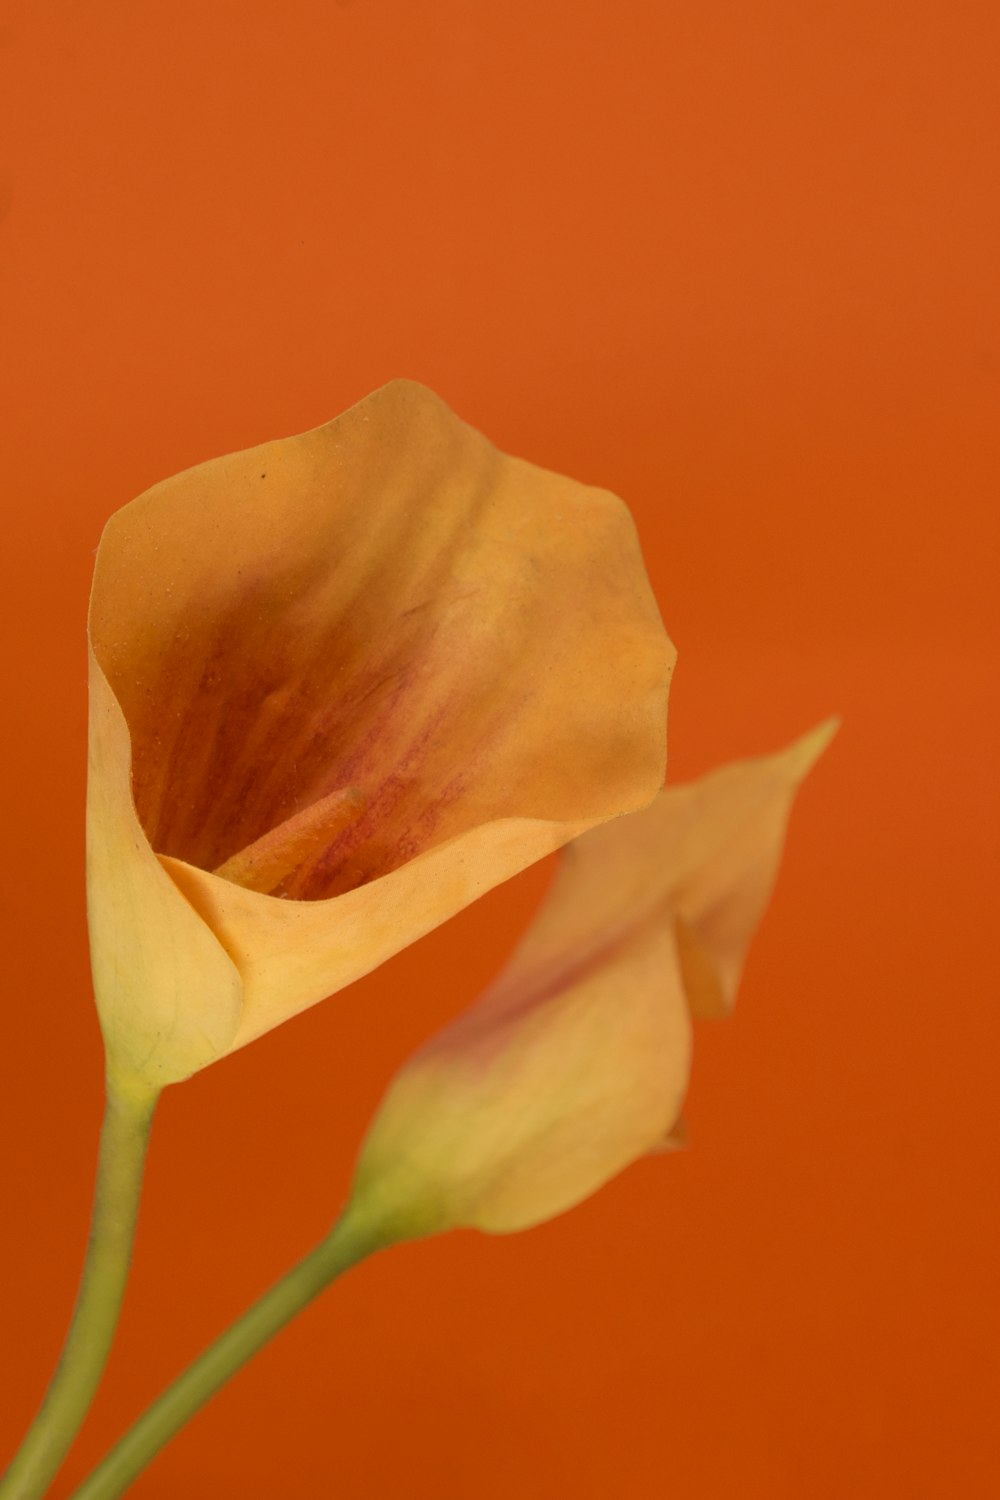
left=87, top=381, right=673, bottom=1091
left=349, top=720, right=837, bottom=1236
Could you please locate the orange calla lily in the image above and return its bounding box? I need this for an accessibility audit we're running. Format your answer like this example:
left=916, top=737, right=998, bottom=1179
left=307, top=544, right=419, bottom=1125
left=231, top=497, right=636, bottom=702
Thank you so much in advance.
left=349, top=721, right=837, bottom=1236
left=87, top=380, right=673, bottom=1091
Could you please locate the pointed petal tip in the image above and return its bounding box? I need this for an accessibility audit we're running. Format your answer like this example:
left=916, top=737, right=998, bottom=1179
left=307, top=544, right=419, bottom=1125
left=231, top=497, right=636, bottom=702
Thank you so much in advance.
left=786, top=715, right=841, bottom=780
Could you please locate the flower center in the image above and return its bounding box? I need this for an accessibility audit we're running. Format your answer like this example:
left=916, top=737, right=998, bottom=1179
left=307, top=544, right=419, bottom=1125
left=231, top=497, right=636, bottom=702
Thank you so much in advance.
left=213, top=786, right=366, bottom=895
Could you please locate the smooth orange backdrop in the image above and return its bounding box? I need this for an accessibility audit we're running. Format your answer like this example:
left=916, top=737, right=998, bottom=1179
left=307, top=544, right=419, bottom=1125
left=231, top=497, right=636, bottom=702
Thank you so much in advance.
left=1, top=3, right=997, bottom=1496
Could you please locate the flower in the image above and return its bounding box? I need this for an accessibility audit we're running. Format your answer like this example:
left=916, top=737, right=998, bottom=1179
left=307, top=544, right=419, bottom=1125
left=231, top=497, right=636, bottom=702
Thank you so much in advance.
left=348, top=721, right=837, bottom=1237
left=87, top=381, right=673, bottom=1091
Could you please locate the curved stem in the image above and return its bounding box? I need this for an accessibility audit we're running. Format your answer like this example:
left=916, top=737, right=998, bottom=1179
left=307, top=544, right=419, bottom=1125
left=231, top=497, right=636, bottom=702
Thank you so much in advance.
left=69, top=1207, right=389, bottom=1500
left=1, top=1076, right=158, bottom=1500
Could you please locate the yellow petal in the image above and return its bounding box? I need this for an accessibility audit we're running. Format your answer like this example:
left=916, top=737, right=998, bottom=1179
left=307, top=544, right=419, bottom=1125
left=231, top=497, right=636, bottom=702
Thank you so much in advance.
left=349, top=722, right=835, bottom=1237
left=87, top=653, right=243, bottom=1087
left=352, top=866, right=693, bottom=1236
left=660, top=717, right=840, bottom=1017
left=87, top=381, right=673, bottom=1086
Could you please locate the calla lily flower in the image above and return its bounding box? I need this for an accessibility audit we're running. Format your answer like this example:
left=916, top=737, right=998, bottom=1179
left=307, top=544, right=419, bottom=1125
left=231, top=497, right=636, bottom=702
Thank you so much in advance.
left=87, top=381, right=673, bottom=1091
left=349, top=721, right=837, bottom=1237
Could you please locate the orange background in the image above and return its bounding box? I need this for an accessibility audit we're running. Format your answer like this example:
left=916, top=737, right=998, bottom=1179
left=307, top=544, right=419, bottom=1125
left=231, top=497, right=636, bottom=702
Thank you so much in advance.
left=1, top=2, right=997, bottom=1496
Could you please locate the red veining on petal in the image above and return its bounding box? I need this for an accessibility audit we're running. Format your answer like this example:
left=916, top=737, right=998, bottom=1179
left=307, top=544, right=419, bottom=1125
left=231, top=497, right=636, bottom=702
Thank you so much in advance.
left=212, top=786, right=366, bottom=895
left=417, top=895, right=670, bottom=1076
left=91, top=392, right=670, bottom=905
left=118, top=557, right=485, bottom=898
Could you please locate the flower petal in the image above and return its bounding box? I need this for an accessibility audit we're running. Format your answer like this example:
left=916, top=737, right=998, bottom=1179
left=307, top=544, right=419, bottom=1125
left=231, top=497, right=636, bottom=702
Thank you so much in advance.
left=90, top=381, right=671, bottom=893
left=662, top=717, right=840, bottom=1017
left=87, top=381, right=673, bottom=1081
left=352, top=859, right=693, bottom=1236
left=349, top=722, right=836, bottom=1237
left=87, top=652, right=243, bottom=1087
left=159, top=813, right=608, bottom=1053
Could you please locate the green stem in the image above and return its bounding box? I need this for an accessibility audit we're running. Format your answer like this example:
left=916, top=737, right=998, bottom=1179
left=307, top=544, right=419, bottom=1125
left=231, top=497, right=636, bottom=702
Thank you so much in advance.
left=1, top=1076, right=158, bottom=1500
left=69, top=1206, right=389, bottom=1500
